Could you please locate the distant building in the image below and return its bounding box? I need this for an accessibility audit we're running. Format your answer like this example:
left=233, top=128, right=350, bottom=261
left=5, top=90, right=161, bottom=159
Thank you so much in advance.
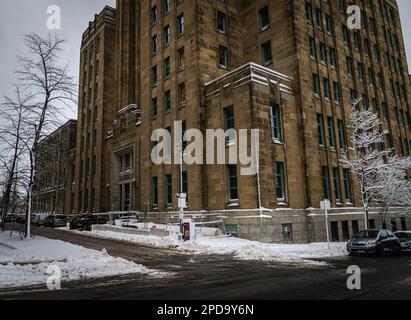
left=33, top=120, right=77, bottom=215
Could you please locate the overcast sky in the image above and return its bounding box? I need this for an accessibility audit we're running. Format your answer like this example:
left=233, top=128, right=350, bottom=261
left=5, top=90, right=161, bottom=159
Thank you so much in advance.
left=0, top=0, right=410, bottom=123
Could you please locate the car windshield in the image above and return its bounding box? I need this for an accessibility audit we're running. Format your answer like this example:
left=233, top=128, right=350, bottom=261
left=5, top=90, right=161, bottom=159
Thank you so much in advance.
left=55, top=215, right=66, bottom=219
left=354, top=230, right=379, bottom=239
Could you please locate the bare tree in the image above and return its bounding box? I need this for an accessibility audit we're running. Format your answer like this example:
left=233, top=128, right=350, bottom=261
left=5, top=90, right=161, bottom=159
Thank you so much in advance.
left=0, top=87, right=32, bottom=230
left=340, top=100, right=392, bottom=230
left=15, top=33, right=77, bottom=238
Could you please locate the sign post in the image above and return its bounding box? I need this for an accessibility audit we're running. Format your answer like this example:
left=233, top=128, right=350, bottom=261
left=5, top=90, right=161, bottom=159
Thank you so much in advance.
left=320, top=199, right=331, bottom=250
left=177, top=193, right=186, bottom=241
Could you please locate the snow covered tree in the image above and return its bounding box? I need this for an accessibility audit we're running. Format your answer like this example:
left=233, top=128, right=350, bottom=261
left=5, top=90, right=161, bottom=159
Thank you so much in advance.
left=373, top=157, right=411, bottom=226
left=340, top=99, right=393, bottom=230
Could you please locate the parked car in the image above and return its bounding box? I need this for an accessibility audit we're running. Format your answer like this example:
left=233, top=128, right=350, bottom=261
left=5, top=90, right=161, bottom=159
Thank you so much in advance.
left=32, top=214, right=49, bottom=227
left=394, top=231, right=411, bottom=250
left=347, top=229, right=401, bottom=255
left=4, top=213, right=17, bottom=223
left=43, top=214, right=67, bottom=228
left=15, top=215, right=26, bottom=224
left=69, top=214, right=107, bottom=231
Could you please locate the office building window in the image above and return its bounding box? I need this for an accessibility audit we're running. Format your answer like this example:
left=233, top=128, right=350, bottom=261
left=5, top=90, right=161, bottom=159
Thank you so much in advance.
left=164, top=90, right=171, bottom=112
left=275, top=162, right=286, bottom=202
left=338, top=119, right=346, bottom=150
left=334, top=81, right=341, bottom=103
left=328, top=117, right=336, bottom=148
left=312, top=73, right=320, bottom=96
left=330, top=47, right=336, bottom=67
left=333, top=168, right=342, bottom=203
left=309, top=37, right=317, bottom=59
left=151, top=6, right=158, bottom=24
left=326, top=14, right=332, bottom=34
left=178, top=47, right=185, bottom=68
left=324, top=78, right=331, bottom=99
left=306, top=1, right=313, bottom=23
left=165, top=174, right=172, bottom=208
left=261, top=41, right=272, bottom=65
left=322, top=166, right=331, bottom=200
left=163, top=25, right=170, bottom=45
left=151, top=35, right=157, bottom=56
left=152, top=177, right=158, bottom=207
left=179, top=82, right=186, bottom=105
left=177, top=14, right=185, bottom=35
left=317, top=114, right=325, bottom=146
left=151, top=65, right=157, bottom=87
left=163, top=0, right=170, bottom=14
left=270, top=104, right=282, bottom=142
left=259, top=6, right=270, bottom=30
left=316, top=8, right=323, bottom=29
left=151, top=97, right=158, bottom=119
left=227, top=165, right=238, bottom=201
left=217, top=11, right=227, bottom=33
left=343, top=169, right=352, bottom=203
left=320, top=42, right=327, bottom=63
left=218, top=45, right=229, bottom=69
left=164, top=57, right=171, bottom=79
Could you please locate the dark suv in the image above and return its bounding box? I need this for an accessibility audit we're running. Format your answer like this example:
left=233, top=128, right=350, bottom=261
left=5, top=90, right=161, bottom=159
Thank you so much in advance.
left=347, top=229, right=401, bottom=255
left=70, top=214, right=107, bottom=231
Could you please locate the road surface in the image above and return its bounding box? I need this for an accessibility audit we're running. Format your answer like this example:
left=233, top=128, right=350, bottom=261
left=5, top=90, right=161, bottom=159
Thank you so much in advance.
left=1, top=225, right=410, bottom=300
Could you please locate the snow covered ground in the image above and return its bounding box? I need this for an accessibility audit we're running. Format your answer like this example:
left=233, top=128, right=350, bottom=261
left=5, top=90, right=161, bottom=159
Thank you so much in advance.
left=71, top=225, right=349, bottom=266
left=0, top=231, right=163, bottom=289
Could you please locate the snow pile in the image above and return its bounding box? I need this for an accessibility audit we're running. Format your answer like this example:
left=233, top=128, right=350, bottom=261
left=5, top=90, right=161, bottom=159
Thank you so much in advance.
left=78, top=227, right=348, bottom=265
left=0, top=231, right=162, bottom=289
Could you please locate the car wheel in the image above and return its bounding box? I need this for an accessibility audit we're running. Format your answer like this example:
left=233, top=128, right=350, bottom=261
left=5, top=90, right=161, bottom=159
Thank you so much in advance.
left=375, top=245, right=384, bottom=256
left=392, top=244, right=401, bottom=256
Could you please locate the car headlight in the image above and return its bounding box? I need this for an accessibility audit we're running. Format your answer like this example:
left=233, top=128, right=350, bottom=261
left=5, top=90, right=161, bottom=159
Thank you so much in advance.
left=367, top=240, right=377, bottom=246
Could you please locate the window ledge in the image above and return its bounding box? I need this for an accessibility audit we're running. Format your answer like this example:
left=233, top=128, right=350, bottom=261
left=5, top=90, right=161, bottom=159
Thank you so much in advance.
left=228, top=202, right=239, bottom=207
left=273, top=138, right=283, bottom=145
left=260, top=25, right=270, bottom=32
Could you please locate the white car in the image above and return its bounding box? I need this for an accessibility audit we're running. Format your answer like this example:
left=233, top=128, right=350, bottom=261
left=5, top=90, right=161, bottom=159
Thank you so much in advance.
left=394, top=231, right=411, bottom=250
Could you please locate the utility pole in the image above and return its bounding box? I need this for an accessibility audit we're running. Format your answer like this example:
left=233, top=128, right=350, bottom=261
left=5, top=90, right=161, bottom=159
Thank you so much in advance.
left=178, top=138, right=185, bottom=241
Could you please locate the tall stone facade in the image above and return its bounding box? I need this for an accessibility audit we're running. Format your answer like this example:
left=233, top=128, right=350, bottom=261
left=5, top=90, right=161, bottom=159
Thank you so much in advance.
left=35, top=0, right=411, bottom=243
left=73, top=6, right=117, bottom=214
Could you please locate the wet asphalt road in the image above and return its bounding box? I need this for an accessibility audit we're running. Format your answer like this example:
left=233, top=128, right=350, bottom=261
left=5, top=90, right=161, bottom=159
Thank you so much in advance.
left=1, top=226, right=410, bottom=300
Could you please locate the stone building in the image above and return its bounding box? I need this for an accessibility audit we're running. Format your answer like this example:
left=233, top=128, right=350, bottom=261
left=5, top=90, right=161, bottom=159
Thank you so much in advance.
left=33, top=120, right=77, bottom=215
left=67, top=0, right=411, bottom=243
left=73, top=6, right=117, bottom=214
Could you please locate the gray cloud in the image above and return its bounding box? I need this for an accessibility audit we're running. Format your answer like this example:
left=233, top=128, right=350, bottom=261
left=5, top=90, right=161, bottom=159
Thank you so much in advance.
left=0, top=0, right=115, bottom=121
left=398, top=0, right=411, bottom=71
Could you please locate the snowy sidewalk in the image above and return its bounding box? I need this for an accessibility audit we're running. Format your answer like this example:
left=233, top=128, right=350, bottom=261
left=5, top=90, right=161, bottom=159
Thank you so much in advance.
left=73, top=226, right=349, bottom=266
left=0, top=231, right=162, bottom=289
